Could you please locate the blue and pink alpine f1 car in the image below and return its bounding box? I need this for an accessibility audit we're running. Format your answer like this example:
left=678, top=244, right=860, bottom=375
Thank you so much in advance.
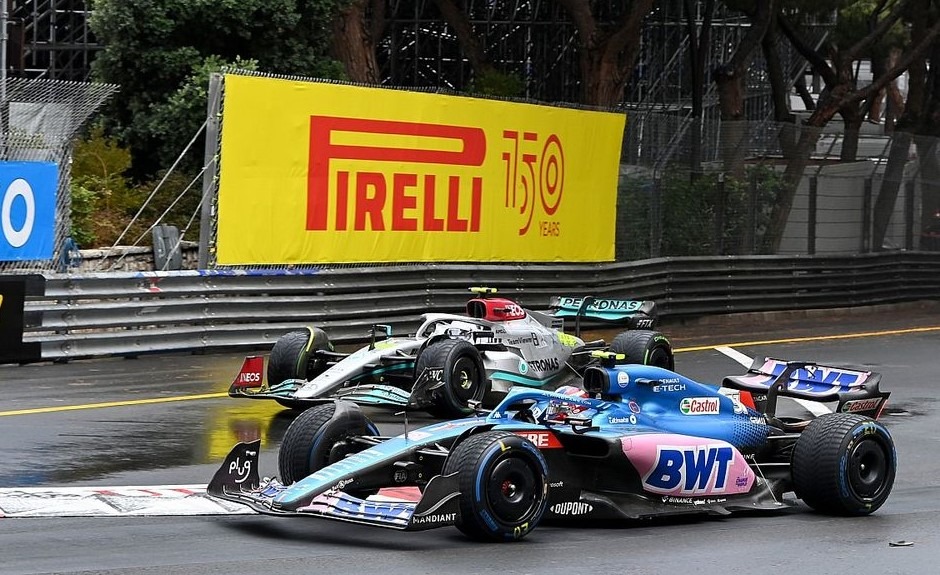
left=209, top=353, right=896, bottom=541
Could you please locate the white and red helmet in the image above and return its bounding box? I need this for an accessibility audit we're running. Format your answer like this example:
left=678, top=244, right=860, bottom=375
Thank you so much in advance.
left=554, top=385, right=589, bottom=399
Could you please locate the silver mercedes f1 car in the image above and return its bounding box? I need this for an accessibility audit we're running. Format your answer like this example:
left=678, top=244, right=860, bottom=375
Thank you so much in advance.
left=229, top=288, right=673, bottom=417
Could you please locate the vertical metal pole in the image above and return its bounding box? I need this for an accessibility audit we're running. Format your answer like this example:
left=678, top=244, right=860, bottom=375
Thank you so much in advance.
left=807, top=176, right=817, bottom=255
left=197, top=73, right=222, bottom=269
left=650, top=174, right=662, bottom=258
left=1, top=0, right=8, bottom=160
left=715, top=172, right=726, bottom=255
left=862, top=177, right=872, bottom=252
left=905, top=179, right=915, bottom=251
left=746, top=169, right=757, bottom=255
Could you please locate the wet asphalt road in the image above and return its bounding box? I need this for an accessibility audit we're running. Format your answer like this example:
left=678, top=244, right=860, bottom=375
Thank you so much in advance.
left=1, top=302, right=939, bottom=575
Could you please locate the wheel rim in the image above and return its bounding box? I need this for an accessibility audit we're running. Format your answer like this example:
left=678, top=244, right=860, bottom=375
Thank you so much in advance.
left=486, top=456, right=540, bottom=524
left=848, top=438, right=889, bottom=500
left=326, top=437, right=356, bottom=466
left=451, top=356, right=481, bottom=402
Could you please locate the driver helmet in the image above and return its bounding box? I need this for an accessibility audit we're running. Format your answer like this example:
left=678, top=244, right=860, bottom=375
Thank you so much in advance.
left=549, top=385, right=591, bottom=419
left=554, top=385, right=589, bottom=399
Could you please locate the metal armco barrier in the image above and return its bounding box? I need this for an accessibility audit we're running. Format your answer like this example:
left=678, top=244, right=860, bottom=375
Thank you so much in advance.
left=14, top=252, right=940, bottom=361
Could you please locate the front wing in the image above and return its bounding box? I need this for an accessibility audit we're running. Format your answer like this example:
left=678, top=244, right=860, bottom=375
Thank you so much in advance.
left=207, top=441, right=461, bottom=531
left=228, top=354, right=417, bottom=408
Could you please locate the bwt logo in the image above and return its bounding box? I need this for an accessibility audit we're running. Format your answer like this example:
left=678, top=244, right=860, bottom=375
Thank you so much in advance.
left=644, top=445, right=734, bottom=495
left=307, top=116, right=485, bottom=232
left=306, top=116, right=567, bottom=237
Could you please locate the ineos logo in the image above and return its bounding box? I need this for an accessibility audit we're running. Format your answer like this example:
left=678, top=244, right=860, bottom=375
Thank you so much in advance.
left=2, top=179, right=35, bottom=248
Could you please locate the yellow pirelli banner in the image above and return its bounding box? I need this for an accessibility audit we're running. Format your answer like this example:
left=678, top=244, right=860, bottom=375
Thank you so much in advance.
left=216, top=74, right=625, bottom=264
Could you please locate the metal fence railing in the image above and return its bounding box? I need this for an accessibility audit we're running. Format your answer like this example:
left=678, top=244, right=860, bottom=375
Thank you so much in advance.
left=18, top=252, right=940, bottom=361
left=0, top=78, right=118, bottom=274
left=616, top=119, right=938, bottom=261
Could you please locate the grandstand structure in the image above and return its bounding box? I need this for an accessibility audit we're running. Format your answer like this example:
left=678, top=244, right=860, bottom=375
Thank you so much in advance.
left=5, top=1, right=837, bottom=148
left=6, top=0, right=97, bottom=81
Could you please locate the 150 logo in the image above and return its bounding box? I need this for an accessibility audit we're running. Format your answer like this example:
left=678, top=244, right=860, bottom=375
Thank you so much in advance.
left=501, top=130, right=564, bottom=236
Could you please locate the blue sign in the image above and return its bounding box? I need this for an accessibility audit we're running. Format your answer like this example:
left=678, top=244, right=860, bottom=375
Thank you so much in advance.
left=0, top=161, right=58, bottom=262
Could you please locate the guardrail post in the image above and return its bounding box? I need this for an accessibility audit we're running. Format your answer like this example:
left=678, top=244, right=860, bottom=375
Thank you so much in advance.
left=862, top=177, right=872, bottom=252
left=905, top=179, right=915, bottom=251
left=745, top=169, right=757, bottom=255
left=715, top=172, right=726, bottom=255
left=650, top=174, right=662, bottom=258
left=807, top=176, right=817, bottom=255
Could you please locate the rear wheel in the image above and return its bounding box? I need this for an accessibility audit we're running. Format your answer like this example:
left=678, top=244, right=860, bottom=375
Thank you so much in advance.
left=278, top=402, right=379, bottom=494
left=610, top=330, right=674, bottom=370
left=792, top=413, right=896, bottom=515
left=268, top=328, right=333, bottom=409
left=443, top=431, right=549, bottom=541
left=416, top=339, right=488, bottom=418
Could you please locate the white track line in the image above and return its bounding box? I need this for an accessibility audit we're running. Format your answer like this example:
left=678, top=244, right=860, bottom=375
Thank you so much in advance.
left=715, top=346, right=754, bottom=368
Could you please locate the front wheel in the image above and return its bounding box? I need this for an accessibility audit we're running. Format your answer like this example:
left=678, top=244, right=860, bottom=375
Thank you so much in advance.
left=791, top=413, right=896, bottom=515
left=267, top=328, right=333, bottom=389
left=610, top=330, right=674, bottom=370
left=443, top=431, right=549, bottom=541
left=416, top=339, right=488, bottom=418
left=278, top=401, right=379, bottom=492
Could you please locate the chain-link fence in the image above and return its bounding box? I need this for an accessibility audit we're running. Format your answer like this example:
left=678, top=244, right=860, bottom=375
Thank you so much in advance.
left=616, top=115, right=936, bottom=260
left=0, top=78, right=118, bottom=274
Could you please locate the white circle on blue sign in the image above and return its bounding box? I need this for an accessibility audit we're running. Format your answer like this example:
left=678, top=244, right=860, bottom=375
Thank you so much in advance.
left=2, top=178, right=35, bottom=248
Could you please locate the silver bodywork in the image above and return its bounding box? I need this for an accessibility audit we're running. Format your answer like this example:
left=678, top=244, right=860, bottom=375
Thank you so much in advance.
left=293, top=311, right=589, bottom=400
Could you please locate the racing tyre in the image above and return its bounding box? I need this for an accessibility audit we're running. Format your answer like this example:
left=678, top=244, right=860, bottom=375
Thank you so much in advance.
left=416, top=339, right=488, bottom=418
left=792, top=413, right=896, bottom=515
left=443, top=431, right=549, bottom=542
left=278, top=402, right=380, bottom=492
left=610, top=330, right=674, bottom=370
left=267, top=328, right=333, bottom=409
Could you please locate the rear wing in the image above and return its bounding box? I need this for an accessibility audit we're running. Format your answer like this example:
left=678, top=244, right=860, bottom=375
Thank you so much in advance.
left=549, top=296, right=657, bottom=329
left=722, top=358, right=889, bottom=419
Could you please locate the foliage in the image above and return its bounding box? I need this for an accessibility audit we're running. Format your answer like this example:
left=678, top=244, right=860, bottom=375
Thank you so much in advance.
left=141, top=55, right=258, bottom=177
left=69, top=127, right=133, bottom=247
left=89, top=0, right=343, bottom=178
left=830, top=0, right=909, bottom=59
left=472, top=69, right=525, bottom=98
left=69, top=127, right=204, bottom=248
left=616, top=165, right=783, bottom=260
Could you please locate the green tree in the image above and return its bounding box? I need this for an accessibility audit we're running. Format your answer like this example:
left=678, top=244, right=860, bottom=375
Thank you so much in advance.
left=90, top=0, right=343, bottom=178
left=766, top=0, right=940, bottom=253
left=555, top=0, right=656, bottom=107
